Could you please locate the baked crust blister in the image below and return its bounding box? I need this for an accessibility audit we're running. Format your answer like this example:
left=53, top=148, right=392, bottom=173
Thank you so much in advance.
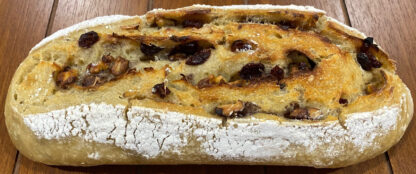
left=4, top=4, right=413, bottom=168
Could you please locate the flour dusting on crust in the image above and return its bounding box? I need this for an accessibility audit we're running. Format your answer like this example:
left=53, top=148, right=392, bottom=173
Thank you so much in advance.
left=23, top=102, right=401, bottom=165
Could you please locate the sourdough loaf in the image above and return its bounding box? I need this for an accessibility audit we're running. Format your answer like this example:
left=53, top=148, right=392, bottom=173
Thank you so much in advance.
left=4, top=4, right=413, bottom=168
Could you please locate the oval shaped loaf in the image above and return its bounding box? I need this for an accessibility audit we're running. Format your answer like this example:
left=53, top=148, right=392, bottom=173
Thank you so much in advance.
left=4, top=4, right=413, bottom=168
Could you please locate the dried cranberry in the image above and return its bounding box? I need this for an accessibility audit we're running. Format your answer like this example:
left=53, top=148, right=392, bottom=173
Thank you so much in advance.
left=140, top=43, right=163, bottom=56
left=231, top=40, right=254, bottom=52
left=78, top=31, right=99, bottom=48
left=271, top=65, right=284, bottom=81
left=239, top=63, right=265, bottom=80
left=169, top=41, right=200, bottom=56
left=180, top=41, right=200, bottom=55
left=152, top=83, right=171, bottom=98
left=357, top=52, right=373, bottom=71
left=369, top=55, right=382, bottom=68
left=185, top=49, right=211, bottom=65
left=339, top=98, right=348, bottom=105
left=361, top=37, right=374, bottom=51
left=364, top=37, right=373, bottom=43
left=182, top=19, right=204, bottom=28
left=357, top=37, right=382, bottom=71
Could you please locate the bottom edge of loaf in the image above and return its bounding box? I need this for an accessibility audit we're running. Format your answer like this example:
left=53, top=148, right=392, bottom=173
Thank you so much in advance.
left=5, top=86, right=413, bottom=168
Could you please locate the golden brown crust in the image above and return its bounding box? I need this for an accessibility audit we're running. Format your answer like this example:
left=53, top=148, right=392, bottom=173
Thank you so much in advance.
left=4, top=5, right=414, bottom=168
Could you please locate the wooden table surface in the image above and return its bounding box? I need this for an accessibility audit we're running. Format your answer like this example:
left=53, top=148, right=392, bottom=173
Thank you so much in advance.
left=0, top=0, right=415, bottom=173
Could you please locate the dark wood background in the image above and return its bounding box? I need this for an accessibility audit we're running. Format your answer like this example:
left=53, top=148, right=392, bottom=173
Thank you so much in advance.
left=0, top=0, right=415, bottom=173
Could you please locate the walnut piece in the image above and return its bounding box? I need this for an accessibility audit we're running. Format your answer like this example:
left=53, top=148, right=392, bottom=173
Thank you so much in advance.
left=110, top=57, right=129, bottom=76
left=55, top=67, right=78, bottom=89
left=215, top=101, right=260, bottom=118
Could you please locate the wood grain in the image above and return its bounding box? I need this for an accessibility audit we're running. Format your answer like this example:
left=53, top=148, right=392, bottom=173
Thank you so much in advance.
left=15, top=0, right=148, bottom=173
left=152, top=0, right=245, bottom=9
left=345, top=0, right=416, bottom=174
left=0, top=0, right=54, bottom=174
left=247, top=0, right=348, bottom=24
left=49, top=0, right=148, bottom=34
left=249, top=0, right=392, bottom=173
left=17, top=155, right=138, bottom=174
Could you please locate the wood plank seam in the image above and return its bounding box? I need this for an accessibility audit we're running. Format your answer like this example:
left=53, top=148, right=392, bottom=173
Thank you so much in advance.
left=342, top=1, right=394, bottom=174
left=384, top=153, right=394, bottom=174
left=340, top=0, right=351, bottom=25
left=12, top=155, right=21, bottom=174
left=46, top=0, right=60, bottom=36
left=11, top=152, right=19, bottom=174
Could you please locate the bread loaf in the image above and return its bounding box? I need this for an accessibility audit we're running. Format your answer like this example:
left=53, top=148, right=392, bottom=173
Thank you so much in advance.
left=4, top=4, right=413, bottom=168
